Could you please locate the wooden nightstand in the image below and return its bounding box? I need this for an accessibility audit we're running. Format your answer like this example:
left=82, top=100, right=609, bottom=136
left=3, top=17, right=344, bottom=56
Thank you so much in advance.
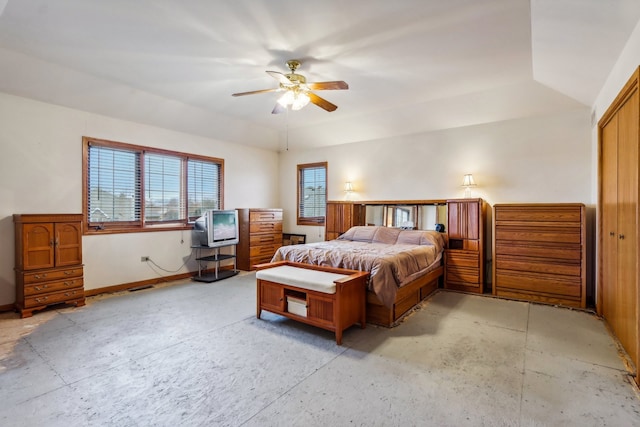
left=444, top=199, right=487, bottom=293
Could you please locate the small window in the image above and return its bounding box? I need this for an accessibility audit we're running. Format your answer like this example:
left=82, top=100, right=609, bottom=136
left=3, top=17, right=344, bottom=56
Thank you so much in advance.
left=297, top=162, right=327, bottom=225
left=83, top=137, right=223, bottom=233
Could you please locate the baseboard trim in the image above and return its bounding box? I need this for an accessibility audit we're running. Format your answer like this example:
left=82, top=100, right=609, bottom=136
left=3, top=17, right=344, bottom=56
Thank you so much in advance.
left=0, top=303, right=15, bottom=313
left=0, top=267, right=239, bottom=313
left=85, top=266, right=236, bottom=297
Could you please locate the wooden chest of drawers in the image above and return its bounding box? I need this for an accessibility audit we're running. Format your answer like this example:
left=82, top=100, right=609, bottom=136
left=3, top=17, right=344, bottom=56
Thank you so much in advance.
left=492, top=204, right=586, bottom=308
left=237, top=208, right=283, bottom=270
left=14, top=214, right=86, bottom=318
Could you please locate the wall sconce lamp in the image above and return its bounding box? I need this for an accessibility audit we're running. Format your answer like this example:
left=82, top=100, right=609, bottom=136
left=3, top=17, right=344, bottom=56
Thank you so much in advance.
left=344, top=181, right=354, bottom=200
left=461, top=174, right=477, bottom=198
left=344, top=181, right=354, bottom=193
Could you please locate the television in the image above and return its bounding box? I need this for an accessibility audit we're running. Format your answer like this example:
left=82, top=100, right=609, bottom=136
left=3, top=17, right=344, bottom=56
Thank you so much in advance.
left=192, top=209, right=239, bottom=248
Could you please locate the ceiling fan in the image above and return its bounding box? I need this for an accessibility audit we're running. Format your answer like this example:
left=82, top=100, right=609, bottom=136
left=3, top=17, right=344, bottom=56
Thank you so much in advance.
left=232, top=60, right=348, bottom=114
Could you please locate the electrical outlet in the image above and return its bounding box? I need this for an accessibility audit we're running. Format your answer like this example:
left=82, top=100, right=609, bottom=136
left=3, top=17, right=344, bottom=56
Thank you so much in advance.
left=140, top=256, right=150, bottom=262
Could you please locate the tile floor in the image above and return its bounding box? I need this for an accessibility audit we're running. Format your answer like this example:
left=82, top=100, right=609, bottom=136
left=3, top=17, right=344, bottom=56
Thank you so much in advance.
left=0, top=272, right=638, bottom=426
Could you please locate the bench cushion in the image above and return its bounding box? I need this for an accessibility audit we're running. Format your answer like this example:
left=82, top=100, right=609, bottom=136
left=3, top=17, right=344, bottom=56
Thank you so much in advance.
left=256, top=265, right=349, bottom=294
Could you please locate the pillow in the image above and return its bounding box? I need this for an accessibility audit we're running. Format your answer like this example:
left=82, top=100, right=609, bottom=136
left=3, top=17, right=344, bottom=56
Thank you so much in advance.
left=337, top=226, right=378, bottom=242
left=395, top=230, right=427, bottom=245
left=372, top=226, right=401, bottom=244
left=396, top=229, right=447, bottom=251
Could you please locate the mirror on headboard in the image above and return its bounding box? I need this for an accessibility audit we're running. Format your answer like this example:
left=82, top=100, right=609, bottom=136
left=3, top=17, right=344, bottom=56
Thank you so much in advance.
left=364, top=202, right=447, bottom=230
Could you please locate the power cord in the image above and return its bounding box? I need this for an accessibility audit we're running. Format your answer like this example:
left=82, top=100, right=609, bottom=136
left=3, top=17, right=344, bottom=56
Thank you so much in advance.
left=145, top=253, right=194, bottom=275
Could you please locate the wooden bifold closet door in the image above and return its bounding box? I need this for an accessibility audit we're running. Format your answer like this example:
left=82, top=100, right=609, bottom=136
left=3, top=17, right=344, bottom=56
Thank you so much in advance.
left=598, top=67, right=640, bottom=385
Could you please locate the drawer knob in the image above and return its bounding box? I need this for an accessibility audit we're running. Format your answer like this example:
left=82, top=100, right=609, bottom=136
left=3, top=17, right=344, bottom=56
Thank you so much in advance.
left=64, top=270, right=74, bottom=275
left=34, top=274, right=47, bottom=279
left=619, top=234, right=625, bottom=240
left=35, top=296, right=48, bottom=303
left=609, top=231, right=615, bottom=237
left=64, top=281, right=73, bottom=286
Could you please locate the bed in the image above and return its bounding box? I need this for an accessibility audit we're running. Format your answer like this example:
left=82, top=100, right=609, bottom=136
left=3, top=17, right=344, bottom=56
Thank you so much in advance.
left=271, top=225, right=447, bottom=326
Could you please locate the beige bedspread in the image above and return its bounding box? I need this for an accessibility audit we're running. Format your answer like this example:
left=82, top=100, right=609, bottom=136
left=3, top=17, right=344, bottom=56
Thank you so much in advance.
left=271, top=226, right=446, bottom=308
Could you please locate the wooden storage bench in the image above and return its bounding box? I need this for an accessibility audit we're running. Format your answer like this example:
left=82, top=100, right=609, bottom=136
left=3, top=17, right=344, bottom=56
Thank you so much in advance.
left=255, top=261, right=369, bottom=344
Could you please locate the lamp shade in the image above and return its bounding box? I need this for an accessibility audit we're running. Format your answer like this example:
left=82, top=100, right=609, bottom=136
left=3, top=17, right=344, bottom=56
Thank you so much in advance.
left=461, top=174, right=476, bottom=187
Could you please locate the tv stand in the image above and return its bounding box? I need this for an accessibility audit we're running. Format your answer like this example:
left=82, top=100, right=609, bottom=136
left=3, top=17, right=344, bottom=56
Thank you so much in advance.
left=191, top=244, right=238, bottom=282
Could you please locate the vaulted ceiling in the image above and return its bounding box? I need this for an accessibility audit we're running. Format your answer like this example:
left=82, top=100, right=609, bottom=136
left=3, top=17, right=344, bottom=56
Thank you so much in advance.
left=0, top=0, right=638, bottom=151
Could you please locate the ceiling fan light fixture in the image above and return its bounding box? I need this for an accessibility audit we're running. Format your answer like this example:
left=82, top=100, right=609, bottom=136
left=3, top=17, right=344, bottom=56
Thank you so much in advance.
left=291, top=92, right=310, bottom=110
left=277, top=90, right=294, bottom=107
left=232, top=59, right=348, bottom=113
left=277, top=89, right=310, bottom=110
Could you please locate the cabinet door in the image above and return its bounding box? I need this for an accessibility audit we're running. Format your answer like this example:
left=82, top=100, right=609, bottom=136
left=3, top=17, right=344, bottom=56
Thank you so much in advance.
left=307, top=294, right=334, bottom=327
left=326, top=203, right=340, bottom=232
left=353, top=204, right=366, bottom=228
left=55, top=222, right=83, bottom=267
left=465, top=202, right=480, bottom=240
left=22, top=223, right=55, bottom=270
left=259, top=281, right=285, bottom=313
left=325, top=202, right=345, bottom=239
left=448, top=200, right=479, bottom=240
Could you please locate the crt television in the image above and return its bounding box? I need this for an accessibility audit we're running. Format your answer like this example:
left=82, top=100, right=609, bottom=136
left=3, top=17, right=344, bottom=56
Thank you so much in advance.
left=192, top=209, right=239, bottom=248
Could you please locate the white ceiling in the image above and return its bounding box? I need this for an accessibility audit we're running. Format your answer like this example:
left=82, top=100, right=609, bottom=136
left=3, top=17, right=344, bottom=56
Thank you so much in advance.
left=0, top=0, right=638, bottom=151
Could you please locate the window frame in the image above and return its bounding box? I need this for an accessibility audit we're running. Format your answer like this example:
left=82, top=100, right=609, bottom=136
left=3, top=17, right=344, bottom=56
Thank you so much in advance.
left=297, top=162, right=327, bottom=226
left=82, top=136, right=224, bottom=235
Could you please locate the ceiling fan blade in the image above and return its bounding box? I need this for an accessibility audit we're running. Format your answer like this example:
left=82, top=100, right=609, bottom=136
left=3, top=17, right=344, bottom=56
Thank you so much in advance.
left=232, top=88, right=279, bottom=97
left=308, top=92, right=338, bottom=112
left=272, top=103, right=287, bottom=114
left=266, top=70, right=293, bottom=86
left=307, top=81, right=349, bottom=91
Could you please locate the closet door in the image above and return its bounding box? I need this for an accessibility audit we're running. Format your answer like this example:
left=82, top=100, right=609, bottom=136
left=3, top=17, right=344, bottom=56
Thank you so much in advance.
left=600, top=114, right=618, bottom=329
left=616, top=88, right=639, bottom=366
left=599, top=67, right=640, bottom=385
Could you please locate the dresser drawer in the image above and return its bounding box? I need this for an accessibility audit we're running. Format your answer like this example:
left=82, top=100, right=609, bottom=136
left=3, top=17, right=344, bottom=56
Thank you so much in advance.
left=249, top=222, right=283, bottom=234
left=494, top=242, right=581, bottom=261
left=446, top=250, right=479, bottom=268
left=24, top=288, right=84, bottom=308
left=495, top=270, right=581, bottom=297
left=494, top=206, right=582, bottom=223
left=446, top=266, right=480, bottom=284
left=495, top=228, right=581, bottom=244
left=496, top=256, right=581, bottom=277
left=250, top=244, right=281, bottom=258
left=250, top=233, right=283, bottom=246
left=250, top=210, right=283, bottom=222
left=24, top=278, right=84, bottom=296
left=22, top=266, right=83, bottom=284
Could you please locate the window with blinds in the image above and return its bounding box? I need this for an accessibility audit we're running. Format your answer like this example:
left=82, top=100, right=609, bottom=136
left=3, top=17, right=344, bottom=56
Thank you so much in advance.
left=87, top=144, right=141, bottom=224
left=83, top=137, right=224, bottom=233
left=297, top=162, right=327, bottom=225
left=187, top=158, right=220, bottom=219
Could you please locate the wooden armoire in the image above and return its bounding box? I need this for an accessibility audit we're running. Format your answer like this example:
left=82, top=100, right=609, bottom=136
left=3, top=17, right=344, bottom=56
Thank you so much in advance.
left=598, top=66, right=640, bottom=385
left=14, top=214, right=85, bottom=318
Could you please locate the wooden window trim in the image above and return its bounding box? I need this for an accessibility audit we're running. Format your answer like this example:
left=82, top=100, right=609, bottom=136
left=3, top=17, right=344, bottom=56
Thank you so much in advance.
left=297, top=162, right=327, bottom=226
left=82, top=136, right=224, bottom=235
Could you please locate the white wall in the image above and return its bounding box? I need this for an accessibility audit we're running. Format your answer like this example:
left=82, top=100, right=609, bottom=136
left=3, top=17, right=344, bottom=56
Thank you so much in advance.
left=0, top=93, right=279, bottom=306
left=591, top=18, right=640, bottom=201
left=279, top=109, right=592, bottom=242
left=593, top=20, right=640, bottom=125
